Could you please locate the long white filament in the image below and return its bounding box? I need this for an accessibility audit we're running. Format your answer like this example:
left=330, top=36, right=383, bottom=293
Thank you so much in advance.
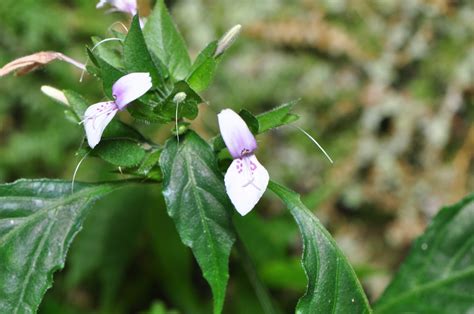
left=79, top=37, right=124, bottom=82
left=71, top=150, right=90, bottom=193
left=295, top=126, right=334, bottom=164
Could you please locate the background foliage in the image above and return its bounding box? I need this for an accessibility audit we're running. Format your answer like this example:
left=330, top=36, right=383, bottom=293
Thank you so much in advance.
left=0, top=0, right=473, bottom=313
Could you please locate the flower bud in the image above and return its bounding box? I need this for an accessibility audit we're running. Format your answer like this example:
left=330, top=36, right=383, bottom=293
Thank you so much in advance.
left=41, top=86, right=69, bottom=106
left=173, top=92, right=187, bottom=104
left=214, top=24, right=242, bottom=57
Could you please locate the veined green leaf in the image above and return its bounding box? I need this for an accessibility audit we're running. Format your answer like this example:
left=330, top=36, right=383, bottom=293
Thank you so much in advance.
left=143, top=0, right=191, bottom=80
left=374, top=194, right=474, bottom=314
left=124, top=15, right=163, bottom=87
left=268, top=181, right=371, bottom=314
left=160, top=131, right=235, bottom=314
left=0, top=179, right=122, bottom=313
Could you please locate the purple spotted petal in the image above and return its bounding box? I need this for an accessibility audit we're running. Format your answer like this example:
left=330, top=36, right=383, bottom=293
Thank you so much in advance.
left=83, top=101, right=119, bottom=148
left=112, top=72, right=152, bottom=110
left=218, top=109, right=257, bottom=159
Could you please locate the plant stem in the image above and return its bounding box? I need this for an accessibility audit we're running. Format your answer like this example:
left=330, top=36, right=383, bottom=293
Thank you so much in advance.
left=235, top=234, right=282, bottom=314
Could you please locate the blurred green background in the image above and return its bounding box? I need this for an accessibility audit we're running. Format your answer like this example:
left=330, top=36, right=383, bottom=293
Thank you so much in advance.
left=0, top=0, right=473, bottom=313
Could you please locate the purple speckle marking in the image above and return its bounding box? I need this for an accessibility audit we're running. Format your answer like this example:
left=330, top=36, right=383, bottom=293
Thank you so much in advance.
left=236, top=159, right=243, bottom=173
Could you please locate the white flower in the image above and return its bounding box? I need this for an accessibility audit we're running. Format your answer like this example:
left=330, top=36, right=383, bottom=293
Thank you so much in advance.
left=83, top=72, right=152, bottom=148
left=218, top=109, right=269, bottom=215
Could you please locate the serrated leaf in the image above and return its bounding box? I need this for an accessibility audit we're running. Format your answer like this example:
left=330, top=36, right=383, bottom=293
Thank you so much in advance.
left=186, top=41, right=219, bottom=92
left=160, top=131, right=235, bottom=314
left=124, top=15, right=163, bottom=87
left=268, top=181, right=371, bottom=314
left=374, top=194, right=474, bottom=314
left=143, top=0, right=191, bottom=80
left=0, top=179, right=121, bottom=313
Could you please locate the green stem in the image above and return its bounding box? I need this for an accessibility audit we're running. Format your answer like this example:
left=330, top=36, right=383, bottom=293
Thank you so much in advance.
left=235, top=234, right=282, bottom=314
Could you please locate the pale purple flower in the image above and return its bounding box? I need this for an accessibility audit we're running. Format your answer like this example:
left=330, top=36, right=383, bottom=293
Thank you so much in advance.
left=83, top=72, right=152, bottom=148
left=96, top=0, right=137, bottom=16
left=218, top=109, right=269, bottom=216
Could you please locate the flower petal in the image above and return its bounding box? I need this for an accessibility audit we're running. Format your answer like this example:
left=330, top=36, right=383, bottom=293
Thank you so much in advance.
left=83, top=101, right=118, bottom=148
left=218, top=109, right=257, bottom=158
left=224, top=154, right=269, bottom=215
left=113, top=0, right=137, bottom=15
left=112, top=72, right=152, bottom=110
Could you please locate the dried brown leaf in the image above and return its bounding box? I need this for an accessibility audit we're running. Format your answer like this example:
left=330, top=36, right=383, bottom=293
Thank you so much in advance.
left=0, top=51, right=85, bottom=77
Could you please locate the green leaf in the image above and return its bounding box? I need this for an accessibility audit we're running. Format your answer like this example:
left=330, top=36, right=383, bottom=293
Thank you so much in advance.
left=63, top=90, right=89, bottom=120
left=92, top=52, right=125, bottom=99
left=143, top=0, right=191, bottom=80
left=0, top=179, right=121, bottom=313
left=136, top=149, right=162, bottom=180
left=160, top=131, right=235, bottom=314
left=238, top=109, right=259, bottom=134
left=124, top=15, right=163, bottom=87
left=268, top=181, right=371, bottom=314
left=186, top=41, right=219, bottom=92
left=94, top=139, right=147, bottom=168
left=91, top=36, right=123, bottom=69
left=374, top=194, right=474, bottom=314
left=256, top=100, right=300, bottom=133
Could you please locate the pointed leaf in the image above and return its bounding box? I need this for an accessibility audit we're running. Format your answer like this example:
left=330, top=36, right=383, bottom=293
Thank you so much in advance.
left=0, top=179, right=122, bottom=313
left=160, top=131, right=235, bottom=314
left=186, top=41, right=219, bottom=92
left=256, top=100, right=300, bottom=133
left=143, top=0, right=191, bottom=80
left=268, top=181, right=371, bottom=314
left=124, top=15, right=164, bottom=87
left=374, top=194, right=474, bottom=313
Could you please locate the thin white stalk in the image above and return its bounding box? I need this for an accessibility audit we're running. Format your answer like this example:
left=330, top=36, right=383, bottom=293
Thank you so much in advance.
left=71, top=151, right=91, bottom=193
left=294, top=126, right=334, bottom=164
